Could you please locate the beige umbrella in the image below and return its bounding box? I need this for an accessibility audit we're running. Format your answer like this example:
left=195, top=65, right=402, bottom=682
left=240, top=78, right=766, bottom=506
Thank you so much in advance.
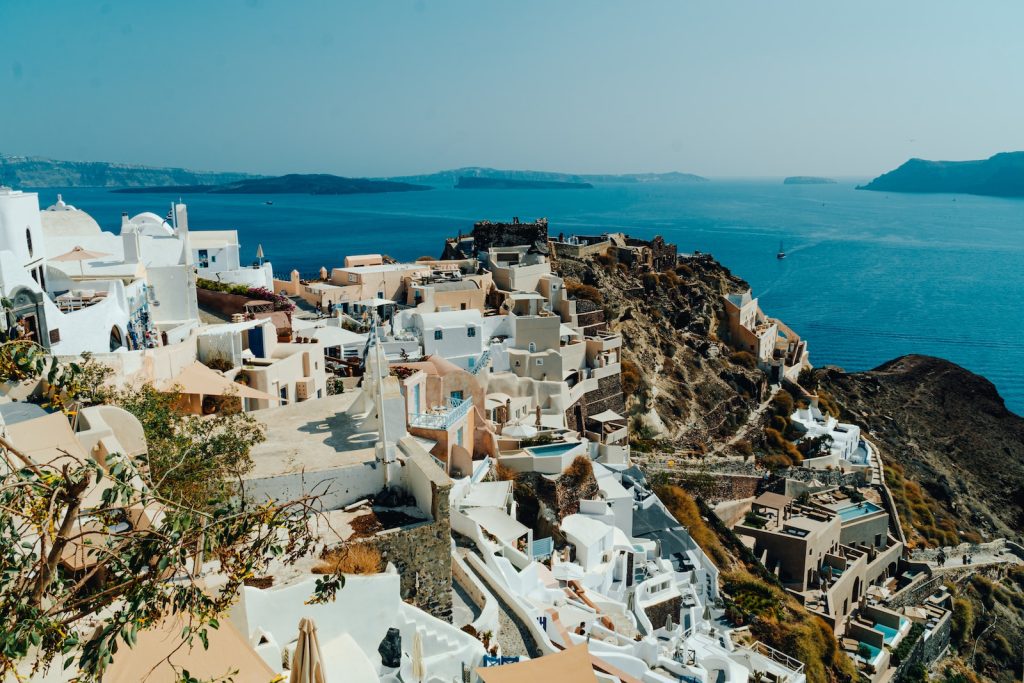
left=290, top=617, right=326, bottom=683
left=411, top=629, right=425, bottom=682
left=50, top=245, right=111, bottom=277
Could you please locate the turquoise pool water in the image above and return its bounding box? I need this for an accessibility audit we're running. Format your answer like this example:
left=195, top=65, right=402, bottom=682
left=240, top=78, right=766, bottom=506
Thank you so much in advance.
left=874, top=618, right=907, bottom=644
left=836, top=501, right=882, bottom=522
left=526, top=442, right=582, bottom=457
left=858, top=642, right=882, bottom=663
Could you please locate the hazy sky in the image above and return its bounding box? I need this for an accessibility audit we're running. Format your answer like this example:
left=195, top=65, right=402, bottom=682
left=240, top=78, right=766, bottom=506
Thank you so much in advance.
left=2, top=1, right=1023, bottom=177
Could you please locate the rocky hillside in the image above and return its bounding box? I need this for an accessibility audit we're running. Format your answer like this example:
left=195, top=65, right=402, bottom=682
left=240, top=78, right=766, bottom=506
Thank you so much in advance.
left=0, top=153, right=258, bottom=188
left=813, top=355, right=1024, bottom=546
left=857, top=152, right=1024, bottom=197
left=553, top=250, right=769, bottom=450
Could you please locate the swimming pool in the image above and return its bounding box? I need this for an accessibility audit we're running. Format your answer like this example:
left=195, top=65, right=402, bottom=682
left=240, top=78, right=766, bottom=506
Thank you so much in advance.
left=836, top=501, right=882, bottom=522
left=857, top=642, right=883, bottom=664
left=526, top=442, right=583, bottom=457
left=873, top=617, right=908, bottom=644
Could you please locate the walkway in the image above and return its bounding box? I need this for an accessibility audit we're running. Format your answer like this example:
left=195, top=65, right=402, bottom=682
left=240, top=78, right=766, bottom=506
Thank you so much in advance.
left=451, top=581, right=481, bottom=629
left=456, top=546, right=539, bottom=658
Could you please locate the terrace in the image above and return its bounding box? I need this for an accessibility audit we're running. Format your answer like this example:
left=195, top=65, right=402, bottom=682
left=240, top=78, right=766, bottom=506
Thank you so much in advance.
left=408, top=396, right=473, bottom=430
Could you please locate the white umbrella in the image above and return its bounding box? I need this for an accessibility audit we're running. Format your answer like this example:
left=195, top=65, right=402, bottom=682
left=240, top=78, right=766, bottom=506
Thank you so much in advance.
left=50, top=245, right=111, bottom=277
left=411, top=629, right=425, bottom=682
left=290, top=617, right=326, bottom=683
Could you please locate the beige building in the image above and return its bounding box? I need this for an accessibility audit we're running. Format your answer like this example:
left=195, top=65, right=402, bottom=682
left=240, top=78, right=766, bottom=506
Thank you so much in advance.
left=735, top=491, right=904, bottom=631
left=723, top=289, right=809, bottom=382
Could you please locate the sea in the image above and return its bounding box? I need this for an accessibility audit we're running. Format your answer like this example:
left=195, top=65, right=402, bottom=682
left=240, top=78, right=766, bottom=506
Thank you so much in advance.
left=34, top=182, right=1024, bottom=415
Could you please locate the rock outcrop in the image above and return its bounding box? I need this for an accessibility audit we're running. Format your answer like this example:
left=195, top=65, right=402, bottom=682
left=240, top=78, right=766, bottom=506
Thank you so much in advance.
left=814, top=355, right=1024, bottom=545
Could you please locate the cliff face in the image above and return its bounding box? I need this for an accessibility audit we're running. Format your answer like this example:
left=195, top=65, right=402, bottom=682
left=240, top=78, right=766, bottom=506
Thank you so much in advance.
left=814, top=355, right=1024, bottom=545
left=553, top=251, right=769, bottom=449
left=0, top=154, right=258, bottom=188
left=858, top=152, right=1024, bottom=197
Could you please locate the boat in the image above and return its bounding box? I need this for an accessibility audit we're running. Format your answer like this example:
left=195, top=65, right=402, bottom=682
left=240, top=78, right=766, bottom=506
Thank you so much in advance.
left=264, top=200, right=273, bottom=205
left=776, top=241, right=786, bottom=259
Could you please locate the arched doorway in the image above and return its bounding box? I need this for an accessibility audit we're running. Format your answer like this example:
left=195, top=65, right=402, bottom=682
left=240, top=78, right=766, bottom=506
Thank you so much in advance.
left=109, top=326, right=124, bottom=352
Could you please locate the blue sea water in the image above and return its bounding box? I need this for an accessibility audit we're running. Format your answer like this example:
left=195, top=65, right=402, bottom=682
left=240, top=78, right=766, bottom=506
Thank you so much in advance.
left=34, top=182, right=1024, bottom=414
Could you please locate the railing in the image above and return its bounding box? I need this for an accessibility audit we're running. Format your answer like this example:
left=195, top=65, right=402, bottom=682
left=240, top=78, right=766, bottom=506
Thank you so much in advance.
left=749, top=640, right=806, bottom=674
left=408, top=397, right=473, bottom=430
left=469, top=349, right=491, bottom=375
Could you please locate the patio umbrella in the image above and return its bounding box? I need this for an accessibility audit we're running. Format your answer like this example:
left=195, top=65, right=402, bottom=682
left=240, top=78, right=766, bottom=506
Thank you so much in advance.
left=50, top=245, right=110, bottom=277
left=289, top=617, right=326, bottom=683
left=411, top=629, right=425, bottom=682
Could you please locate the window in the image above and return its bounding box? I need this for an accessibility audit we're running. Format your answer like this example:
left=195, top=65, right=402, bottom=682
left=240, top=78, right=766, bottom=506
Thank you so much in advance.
left=348, top=273, right=357, bottom=283
left=434, top=330, right=443, bottom=340
left=25, top=228, right=33, bottom=258
left=467, top=326, right=476, bottom=337
left=451, top=390, right=464, bottom=402
left=413, top=384, right=421, bottom=413
left=456, top=427, right=464, bottom=447
left=535, top=358, right=544, bottom=366
left=528, top=342, right=536, bottom=352
left=460, top=303, right=467, bottom=310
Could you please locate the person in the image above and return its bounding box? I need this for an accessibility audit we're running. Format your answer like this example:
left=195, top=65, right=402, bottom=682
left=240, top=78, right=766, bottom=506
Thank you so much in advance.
left=315, top=301, right=322, bottom=316
left=327, top=301, right=334, bottom=316
left=12, top=317, right=26, bottom=339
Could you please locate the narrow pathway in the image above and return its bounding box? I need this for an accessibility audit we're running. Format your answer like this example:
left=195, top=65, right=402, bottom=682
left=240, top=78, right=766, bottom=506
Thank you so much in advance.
left=451, top=580, right=481, bottom=629
left=457, top=548, right=540, bottom=658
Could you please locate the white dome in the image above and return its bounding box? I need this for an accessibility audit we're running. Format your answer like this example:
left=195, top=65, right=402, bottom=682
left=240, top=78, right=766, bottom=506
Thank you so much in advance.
left=129, top=211, right=174, bottom=236
left=40, top=206, right=102, bottom=238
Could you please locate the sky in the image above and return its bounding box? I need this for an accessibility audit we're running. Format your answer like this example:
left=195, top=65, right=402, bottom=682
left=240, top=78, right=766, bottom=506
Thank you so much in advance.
left=2, top=1, right=1023, bottom=178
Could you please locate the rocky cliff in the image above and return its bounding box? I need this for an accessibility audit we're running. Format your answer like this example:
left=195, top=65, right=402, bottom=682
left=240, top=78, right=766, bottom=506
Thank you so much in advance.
left=813, top=355, right=1024, bottom=546
left=552, top=249, right=769, bottom=450
left=0, top=153, right=258, bottom=188
left=858, top=152, right=1024, bottom=197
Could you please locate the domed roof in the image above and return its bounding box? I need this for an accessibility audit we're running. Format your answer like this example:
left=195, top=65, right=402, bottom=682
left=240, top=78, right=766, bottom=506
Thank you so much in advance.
left=40, top=197, right=102, bottom=238
left=129, top=212, right=174, bottom=236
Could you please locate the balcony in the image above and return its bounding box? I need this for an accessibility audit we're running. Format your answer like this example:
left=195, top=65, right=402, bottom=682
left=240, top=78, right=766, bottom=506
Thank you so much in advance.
left=408, top=397, right=473, bottom=431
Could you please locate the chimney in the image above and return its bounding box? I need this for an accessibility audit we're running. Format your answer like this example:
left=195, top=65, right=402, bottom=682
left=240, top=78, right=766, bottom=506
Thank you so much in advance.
left=121, top=211, right=130, bottom=228
left=122, top=225, right=141, bottom=264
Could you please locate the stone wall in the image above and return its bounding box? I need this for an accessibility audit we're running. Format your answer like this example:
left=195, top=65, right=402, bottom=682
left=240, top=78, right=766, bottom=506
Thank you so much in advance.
left=584, top=374, right=625, bottom=416
left=362, top=516, right=453, bottom=622
left=471, top=218, right=549, bottom=254
left=344, top=458, right=454, bottom=622
left=644, top=595, right=683, bottom=630
left=892, top=616, right=951, bottom=682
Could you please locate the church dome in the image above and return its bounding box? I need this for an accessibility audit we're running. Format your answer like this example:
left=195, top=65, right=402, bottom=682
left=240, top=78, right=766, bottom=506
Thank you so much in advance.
left=40, top=195, right=102, bottom=237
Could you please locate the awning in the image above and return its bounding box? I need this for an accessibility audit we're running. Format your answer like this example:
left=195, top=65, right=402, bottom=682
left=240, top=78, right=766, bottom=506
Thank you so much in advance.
left=305, top=326, right=367, bottom=347
left=104, top=616, right=276, bottom=683
left=466, top=506, right=529, bottom=543
left=589, top=409, right=625, bottom=423
left=477, top=644, right=599, bottom=683
left=559, top=324, right=581, bottom=337
left=161, top=361, right=275, bottom=401
left=5, top=411, right=89, bottom=465
left=353, top=297, right=395, bottom=307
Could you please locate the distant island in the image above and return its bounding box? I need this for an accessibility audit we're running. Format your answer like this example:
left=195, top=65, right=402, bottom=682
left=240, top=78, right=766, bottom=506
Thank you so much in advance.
left=455, top=176, right=592, bottom=190
left=0, top=153, right=258, bottom=188
left=0, top=154, right=710, bottom=191
left=113, top=174, right=430, bottom=196
left=858, top=152, right=1024, bottom=197
left=389, top=167, right=708, bottom=186
left=783, top=176, right=836, bottom=185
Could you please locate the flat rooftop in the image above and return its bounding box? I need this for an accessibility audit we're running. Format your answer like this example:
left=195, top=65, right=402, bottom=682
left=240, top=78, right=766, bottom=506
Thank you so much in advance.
left=247, top=390, right=379, bottom=478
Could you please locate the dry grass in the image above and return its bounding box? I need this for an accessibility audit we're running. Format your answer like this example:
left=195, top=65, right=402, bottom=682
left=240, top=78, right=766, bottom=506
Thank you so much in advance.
left=563, top=455, right=593, bottom=481
left=655, top=485, right=730, bottom=568
left=494, top=461, right=519, bottom=482
left=314, top=543, right=382, bottom=575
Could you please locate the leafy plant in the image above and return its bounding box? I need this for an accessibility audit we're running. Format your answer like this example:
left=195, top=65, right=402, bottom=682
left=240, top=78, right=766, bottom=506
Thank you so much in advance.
left=0, top=345, right=342, bottom=680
